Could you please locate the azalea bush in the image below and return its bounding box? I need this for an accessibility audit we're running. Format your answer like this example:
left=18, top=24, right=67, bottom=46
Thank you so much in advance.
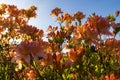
left=0, top=4, right=120, bottom=80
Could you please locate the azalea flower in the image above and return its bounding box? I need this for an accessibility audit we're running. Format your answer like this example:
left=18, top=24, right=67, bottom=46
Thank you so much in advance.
left=74, top=15, right=112, bottom=44
left=26, top=70, right=36, bottom=80
left=86, top=15, right=111, bottom=35
left=74, top=11, right=85, bottom=22
left=63, top=13, right=74, bottom=23
left=57, top=16, right=64, bottom=23
left=67, top=48, right=77, bottom=62
left=20, top=25, right=44, bottom=38
left=105, top=38, right=120, bottom=51
left=76, top=45, right=85, bottom=58
left=105, top=73, right=116, bottom=80
left=15, top=60, right=24, bottom=71
left=0, top=4, right=7, bottom=14
left=67, top=45, right=85, bottom=62
left=47, top=25, right=58, bottom=32
left=74, top=24, right=99, bottom=44
left=24, top=6, right=37, bottom=19
left=39, top=53, right=53, bottom=67
left=7, top=5, right=20, bottom=17
left=53, top=52, right=62, bottom=70
left=50, top=7, right=63, bottom=17
left=12, top=41, right=46, bottom=63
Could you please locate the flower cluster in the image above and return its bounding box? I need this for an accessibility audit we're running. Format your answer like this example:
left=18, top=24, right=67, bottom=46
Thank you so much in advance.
left=20, top=25, right=44, bottom=38
left=12, top=41, right=46, bottom=63
left=105, top=38, right=120, bottom=51
left=74, top=11, right=85, bottom=22
left=50, top=7, right=63, bottom=17
left=0, top=4, right=120, bottom=80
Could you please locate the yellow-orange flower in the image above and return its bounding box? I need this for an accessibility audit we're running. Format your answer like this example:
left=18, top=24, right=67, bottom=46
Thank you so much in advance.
left=20, top=25, right=44, bottom=38
left=74, top=11, right=85, bottom=21
left=39, top=53, right=53, bottom=67
left=67, top=48, right=77, bottom=62
left=63, top=13, right=74, bottom=23
left=24, top=6, right=37, bottom=18
left=105, top=38, right=120, bottom=51
left=0, top=4, right=7, bottom=14
left=20, top=25, right=38, bottom=35
left=75, top=24, right=99, bottom=44
left=76, top=45, right=85, bottom=58
left=7, top=5, right=20, bottom=17
left=74, top=15, right=112, bottom=44
left=105, top=73, right=116, bottom=80
left=50, top=7, right=63, bottom=17
left=26, top=70, right=36, bottom=79
left=87, top=15, right=111, bottom=35
left=57, top=16, right=64, bottom=23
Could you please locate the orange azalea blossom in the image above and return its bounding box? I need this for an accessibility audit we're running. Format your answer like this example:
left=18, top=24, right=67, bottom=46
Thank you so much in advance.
left=53, top=52, right=62, bottom=62
left=57, top=15, right=64, bottom=23
left=105, top=38, right=120, bottom=51
left=15, top=16, right=26, bottom=25
left=9, top=50, right=15, bottom=57
left=105, top=73, right=116, bottom=80
left=20, top=25, right=44, bottom=38
left=12, top=41, right=46, bottom=63
left=63, top=13, right=74, bottom=23
left=39, top=52, right=62, bottom=69
left=75, top=24, right=99, bottom=44
left=7, top=5, right=20, bottom=17
left=64, top=25, right=76, bottom=32
left=20, top=25, right=38, bottom=35
left=47, top=31, right=55, bottom=38
left=0, top=28, right=3, bottom=33
left=52, top=52, right=62, bottom=70
left=67, top=46, right=84, bottom=62
left=9, top=29, right=19, bottom=37
left=47, top=25, right=58, bottom=32
left=23, top=6, right=37, bottom=19
left=39, top=53, right=53, bottom=67
left=74, top=26, right=83, bottom=39
left=15, top=60, right=24, bottom=71
left=0, top=4, right=7, bottom=14
left=67, top=48, right=77, bottom=62
left=74, top=11, right=85, bottom=21
left=86, top=15, right=111, bottom=35
left=50, top=7, right=63, bottom=17
left=42, top=42, right=54, bottom=53
left=76, top=45, right=85, bottom=58
left=26, top=70, right=36, bottom=80
left=23, top=67, right=36, bottom=80
left=74, top=15, right=112, bottom=44
left=45, top=43, right=60, bottom=53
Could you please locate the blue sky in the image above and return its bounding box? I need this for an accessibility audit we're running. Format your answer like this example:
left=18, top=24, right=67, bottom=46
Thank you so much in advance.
left=0, top=0, right=120, bottom=39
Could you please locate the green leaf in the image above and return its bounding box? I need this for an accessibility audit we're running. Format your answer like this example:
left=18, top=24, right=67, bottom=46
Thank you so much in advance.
left=106, top=14, right=116, bottom=22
